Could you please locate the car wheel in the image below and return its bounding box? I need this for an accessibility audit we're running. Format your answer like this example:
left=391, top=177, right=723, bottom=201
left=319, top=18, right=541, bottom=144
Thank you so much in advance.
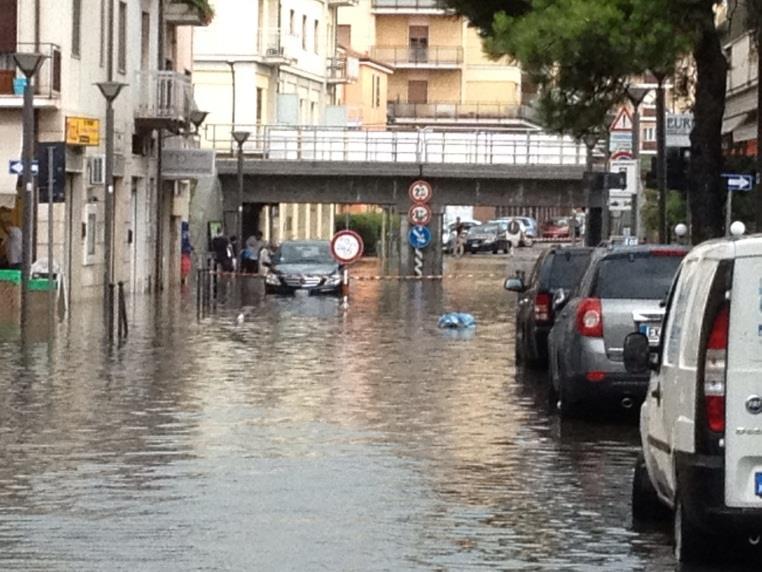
left=674, top=494, right=708, bottom=564
left=632, top=453, right=668, bottom=528
left=557, top=374, right=580, bottom=418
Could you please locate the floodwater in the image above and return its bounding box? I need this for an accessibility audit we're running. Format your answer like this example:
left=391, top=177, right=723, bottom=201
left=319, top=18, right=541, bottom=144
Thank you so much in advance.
left=0, top=252, right=750, bottom=571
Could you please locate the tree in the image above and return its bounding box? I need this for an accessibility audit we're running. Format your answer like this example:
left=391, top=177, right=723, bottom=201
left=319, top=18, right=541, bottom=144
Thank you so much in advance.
left=446, top=0, right=727, bottom=243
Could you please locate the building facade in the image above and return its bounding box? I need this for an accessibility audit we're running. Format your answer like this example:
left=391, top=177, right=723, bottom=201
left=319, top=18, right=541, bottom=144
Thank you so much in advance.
left=193, top=0, right=362, bottom=245
left=0, top=0, right=209, bottom=303
left=337, top=0, right=532, bottom=130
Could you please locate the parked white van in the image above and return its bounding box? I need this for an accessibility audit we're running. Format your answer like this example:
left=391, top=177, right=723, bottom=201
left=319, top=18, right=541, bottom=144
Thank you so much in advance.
left=623, top=233, right=762, bottom=563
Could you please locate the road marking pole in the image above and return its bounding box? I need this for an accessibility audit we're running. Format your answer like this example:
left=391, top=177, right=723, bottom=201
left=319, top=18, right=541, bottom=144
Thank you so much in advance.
left=414, top=248, right=423, bottom=278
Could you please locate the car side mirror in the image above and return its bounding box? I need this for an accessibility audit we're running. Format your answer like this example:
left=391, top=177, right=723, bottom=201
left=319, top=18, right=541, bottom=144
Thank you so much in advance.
left=623, top=333, right=651, bottom=374
left=552, top=289, right=569, bottom=312
left=504, top=277, right=525, bottom=292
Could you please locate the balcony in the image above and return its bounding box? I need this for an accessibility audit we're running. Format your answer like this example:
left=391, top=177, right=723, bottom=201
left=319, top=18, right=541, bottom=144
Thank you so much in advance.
left=134, top=70, right=193, bottom=133
left=0, top=43, right=61, bottom=109
left=371, top=0, right=448, bottom=13
left=388, top=102, right=537, bottom=125
left=257, top=30, right=295, bottom=66
left=327, top=55, right=359, bottom=84
left=328, top=0, right=359, bottom=6
left=370, top=46, right=463, bottom=68
left=165, top=0, right=214, bottom=26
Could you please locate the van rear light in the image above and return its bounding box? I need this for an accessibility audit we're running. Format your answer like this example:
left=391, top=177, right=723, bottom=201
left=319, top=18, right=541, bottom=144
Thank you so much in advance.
left=586, top=371, right=606, bottom=382
left=534, top=292, right=551, bottom=322
left=576, top=298, right=603, bottom=337
left=704, top=303, right=729, bottom=434
left=650, top=248, right=687, bottom=257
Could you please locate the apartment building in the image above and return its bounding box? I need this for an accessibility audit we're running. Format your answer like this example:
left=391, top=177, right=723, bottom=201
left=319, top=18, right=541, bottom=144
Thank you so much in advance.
left=338, top=0, right=533, bottom=130
left=0, top=0, right=210, bottom=302
left=193, top=0, right=361, bottom=244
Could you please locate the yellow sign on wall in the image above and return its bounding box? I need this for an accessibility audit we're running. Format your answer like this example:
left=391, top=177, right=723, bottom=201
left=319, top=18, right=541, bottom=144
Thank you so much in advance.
left=66, top=116, right=101, bottom=146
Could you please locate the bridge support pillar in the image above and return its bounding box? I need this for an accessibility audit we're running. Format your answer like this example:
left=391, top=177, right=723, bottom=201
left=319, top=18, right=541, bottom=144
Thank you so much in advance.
left=398, top=207, right=444, bottom=277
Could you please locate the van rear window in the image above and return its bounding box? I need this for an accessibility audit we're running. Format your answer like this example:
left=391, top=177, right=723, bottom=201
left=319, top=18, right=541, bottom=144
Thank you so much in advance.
left=546, top=251, right=593, bottom=290
left=593, top=254, right=684, bottom=299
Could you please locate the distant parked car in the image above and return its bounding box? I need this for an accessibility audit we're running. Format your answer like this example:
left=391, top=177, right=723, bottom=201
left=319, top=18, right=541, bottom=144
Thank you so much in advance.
left=491, top=218, right=534, bottom=247
left=265, top=240, right=343, bottom=295
left=506, top=246, right=594, bottom=367
left=443, top=219, right=481, bottom=253
left=514, top=216, right=540, bottom=239
left=542, top=218, right=572, bottom=239
left=466, top=223, right=512, bottom=254
left=547, top=245, right=688, bottom=416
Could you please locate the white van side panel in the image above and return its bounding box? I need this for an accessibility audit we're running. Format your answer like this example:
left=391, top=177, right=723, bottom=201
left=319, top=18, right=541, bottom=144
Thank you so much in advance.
left=725, top=256, right=762, bottom=508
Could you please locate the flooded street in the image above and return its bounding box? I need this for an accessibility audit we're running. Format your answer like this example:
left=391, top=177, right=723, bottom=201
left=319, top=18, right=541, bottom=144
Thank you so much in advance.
left=0, top=251, right=690, bottom=570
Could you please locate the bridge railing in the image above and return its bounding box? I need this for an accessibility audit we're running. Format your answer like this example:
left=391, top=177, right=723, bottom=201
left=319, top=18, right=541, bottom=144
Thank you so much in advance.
left=200, top=125, right=589, bottom=166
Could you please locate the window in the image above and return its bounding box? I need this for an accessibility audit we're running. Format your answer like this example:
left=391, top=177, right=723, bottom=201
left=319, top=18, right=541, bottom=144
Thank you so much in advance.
left=87, top=212, right=96, bottom=256
left=256, top=88, right=264, bottom=123
left=140, top=12, right=150, bottom=70
left=375, top=75, right=381, bottom=108
left=408, top=80, right=428, bottom=104
left=314, top=20, right=319, bottom=53
left=337, top=25, right=351, bottom=48
left=302, top=16, right=307, bottom=50
left=310, top=101, right=316, bottom=124
left=118, top=1, right=127, bottom=74
left=289, top=10, right=295, bottom=36
left=643, top=127, right=656, bottom=142
left=72, top=0, right=82, bottom=57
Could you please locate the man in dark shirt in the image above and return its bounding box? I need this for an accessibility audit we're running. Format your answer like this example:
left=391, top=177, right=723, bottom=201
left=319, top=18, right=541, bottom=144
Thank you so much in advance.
left=211, top=230, right=232, bottom=272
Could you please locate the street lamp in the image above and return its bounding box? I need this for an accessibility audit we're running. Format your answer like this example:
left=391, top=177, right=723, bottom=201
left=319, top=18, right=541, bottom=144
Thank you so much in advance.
left=96, top=80, right=127, bottom=338
left=13, top=51, right=45, bottom=333
left=189, top=109, right=209, bottom=135
left=625, top=85, right=652, bottom=239
left=232, top=130, right=250, bottom=263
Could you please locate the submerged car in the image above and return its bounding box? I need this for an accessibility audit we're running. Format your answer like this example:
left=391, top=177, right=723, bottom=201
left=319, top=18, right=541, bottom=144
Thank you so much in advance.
left=547, top=245, right=687, bottom=416
left=265, top=240, right=343, bottom=295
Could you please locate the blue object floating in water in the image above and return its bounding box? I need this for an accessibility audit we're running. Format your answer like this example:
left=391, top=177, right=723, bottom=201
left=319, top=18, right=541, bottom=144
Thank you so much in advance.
left=438, top=312, right=476, bottom=329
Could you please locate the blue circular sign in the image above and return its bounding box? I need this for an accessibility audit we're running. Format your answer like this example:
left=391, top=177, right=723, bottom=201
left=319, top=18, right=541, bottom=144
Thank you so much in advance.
left=408, top=225, right=432, bottom=249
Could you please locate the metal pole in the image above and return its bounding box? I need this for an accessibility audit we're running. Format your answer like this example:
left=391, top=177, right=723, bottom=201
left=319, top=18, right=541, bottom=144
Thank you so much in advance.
left=104, top=98, right=114, bottom=330
left=631, top=105, right=641, bottom=238
left=656, top=77, right=668, bottom=244
left=47, top=145, right=54, bottom=326
left=20, top=71, right=35, bottom=332
left=726, top=189, right=733, bottom=236
left=237, top=141, right=244, bottom=265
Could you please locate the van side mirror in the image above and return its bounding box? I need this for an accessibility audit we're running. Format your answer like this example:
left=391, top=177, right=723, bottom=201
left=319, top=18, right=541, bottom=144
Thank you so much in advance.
left=504, top=277, right=525, bottom=292
left=623, top=333, right=651, bottom=374
left=552, top=289, right=569, bottom=312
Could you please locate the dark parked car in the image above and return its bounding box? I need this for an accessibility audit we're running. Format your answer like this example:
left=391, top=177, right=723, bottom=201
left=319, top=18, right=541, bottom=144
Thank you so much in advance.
left=547, top=245, right=687, bottom=416
left=265, top=240, right=343, bottom=295
left=506, top=246, right=594, bottom=367
left=465, top=223, right=511, bottom=254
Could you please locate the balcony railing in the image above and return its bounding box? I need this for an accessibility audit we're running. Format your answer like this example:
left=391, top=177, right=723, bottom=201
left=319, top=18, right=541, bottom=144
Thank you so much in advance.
left=371, top=0, right=447, bottom=10
left=370, top=46, right=463, bottom=67
left=257, top=30, right=294, bottom=65
left=135, top=70, right=193, bottom=130
left=327, top=55, right=359, bottom=84
left=389, top=102, right=536, bottom=123
left=0, top=43, right=61, bottom=100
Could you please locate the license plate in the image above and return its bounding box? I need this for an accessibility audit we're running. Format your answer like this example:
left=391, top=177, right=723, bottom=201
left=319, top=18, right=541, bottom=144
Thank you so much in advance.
left=639, top=323, right=661, bottom=345
left=756, top=473, right=762, bottom=497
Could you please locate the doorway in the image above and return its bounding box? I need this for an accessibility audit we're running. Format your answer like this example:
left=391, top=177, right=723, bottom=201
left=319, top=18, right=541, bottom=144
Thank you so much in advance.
left=409, top=26, right=429, bottom=63
left=408, top=80, right=428, bottom=104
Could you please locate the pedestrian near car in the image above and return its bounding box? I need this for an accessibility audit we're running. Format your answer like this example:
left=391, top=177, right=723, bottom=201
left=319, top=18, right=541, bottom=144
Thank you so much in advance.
left=0, top=218, right=22, bottom=270
left=211, top=229, right=233, bottom=273
left=243, top=231, right=265, bottom=274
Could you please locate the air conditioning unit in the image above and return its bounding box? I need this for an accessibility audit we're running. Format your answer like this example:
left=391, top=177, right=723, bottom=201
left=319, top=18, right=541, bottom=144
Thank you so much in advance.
left=266, top=46, right=284, bottom=57
left=88, top=155, right=105, bottom=186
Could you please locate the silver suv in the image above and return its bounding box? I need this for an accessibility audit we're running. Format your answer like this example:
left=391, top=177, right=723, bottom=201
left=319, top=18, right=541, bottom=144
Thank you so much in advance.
left=547, top=245, right=687, bottom=416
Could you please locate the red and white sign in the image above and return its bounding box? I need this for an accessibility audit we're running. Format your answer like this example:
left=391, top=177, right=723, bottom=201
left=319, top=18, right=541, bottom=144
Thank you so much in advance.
left=408, top=179, right=433, bottom=204
left=610, top=150, right=633, bottom=161
left=330, top=230, right=365, bottom=265
left=610, top=107, right=633, bottom=132
left=408, top=204, right=432, bottom=226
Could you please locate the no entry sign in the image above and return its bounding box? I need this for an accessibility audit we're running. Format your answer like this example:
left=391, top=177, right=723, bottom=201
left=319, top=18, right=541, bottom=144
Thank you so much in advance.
left=330, top=230, right=365, bottom=265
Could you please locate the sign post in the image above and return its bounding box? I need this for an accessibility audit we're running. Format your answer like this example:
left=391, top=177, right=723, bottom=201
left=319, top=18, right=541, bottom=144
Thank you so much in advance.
left=722, top=173, right=754, bottom=236
left=407, top=180, right=433, bottom=278
left=330, top=229, right=365, bottom=308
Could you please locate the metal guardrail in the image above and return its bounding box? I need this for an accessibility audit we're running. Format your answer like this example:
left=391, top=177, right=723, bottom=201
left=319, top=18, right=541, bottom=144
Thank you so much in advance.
left=135, top=70, right=192, bottom=121
left=389, top=102, right=535, bottom=122
left=370, top=46, right=463, bottom=67
left=371, top=0, right=446, bottom=9
left=201, top=125, right=589, bottom=166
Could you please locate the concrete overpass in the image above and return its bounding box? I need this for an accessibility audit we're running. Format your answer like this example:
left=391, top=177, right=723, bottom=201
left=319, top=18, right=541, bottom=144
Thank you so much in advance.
left=204, top=126, right=597, bottom=275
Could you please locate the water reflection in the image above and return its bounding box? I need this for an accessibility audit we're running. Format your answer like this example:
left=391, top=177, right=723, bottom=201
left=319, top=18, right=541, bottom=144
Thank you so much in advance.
left=0, top=254, right=751, bottom=570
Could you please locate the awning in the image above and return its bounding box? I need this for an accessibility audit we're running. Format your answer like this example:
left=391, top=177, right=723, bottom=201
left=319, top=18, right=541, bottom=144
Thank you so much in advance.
left=735, top=118, right=758, bottom=142
left=0, top=171, right=18, bottom=210
left=722, top=113, right=750, bottom=135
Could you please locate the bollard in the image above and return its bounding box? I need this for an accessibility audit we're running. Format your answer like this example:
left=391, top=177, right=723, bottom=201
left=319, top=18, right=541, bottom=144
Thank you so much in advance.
left=341, top=268, right=350, bottom=310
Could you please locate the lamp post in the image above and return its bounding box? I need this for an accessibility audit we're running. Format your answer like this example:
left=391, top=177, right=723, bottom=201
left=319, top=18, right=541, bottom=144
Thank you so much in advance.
left=96, top=80, right=126, bottom=338
left=653, top=72, right=668, bottom=244
left=232, top=130, right=250, bottom=265
left=625, top=85, right=651, bottom=239
left=13, top=51, right=45, bottom=332
left=189, top=109, right=209, bottom=136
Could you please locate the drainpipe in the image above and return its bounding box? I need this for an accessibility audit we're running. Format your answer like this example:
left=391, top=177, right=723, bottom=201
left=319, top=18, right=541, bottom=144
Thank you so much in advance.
left=227, top=59, right=236, bottom=152
left=155, top=0, right=165, bottom=292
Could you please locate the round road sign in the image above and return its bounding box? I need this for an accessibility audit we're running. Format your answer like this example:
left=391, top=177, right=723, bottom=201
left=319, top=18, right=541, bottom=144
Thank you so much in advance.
left=408, top=204, right=432, bottom=226
left=408, top=225, right=432, bottom=249
left=330, top=230, right=365, bottom=265
left=408, top=179, right=433, bottom=204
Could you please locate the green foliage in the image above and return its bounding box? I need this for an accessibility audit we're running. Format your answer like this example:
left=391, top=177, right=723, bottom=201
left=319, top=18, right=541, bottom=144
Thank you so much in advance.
left=642, top=189, right=688, bottom=240
left=180, top=0, right=214, bottom=23
left=334, top=212, right=394, bottom=256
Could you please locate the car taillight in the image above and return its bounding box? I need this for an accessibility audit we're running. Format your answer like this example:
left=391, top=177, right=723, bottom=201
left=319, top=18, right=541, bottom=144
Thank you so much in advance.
left=534, top=292, right=551, bottom=322
left=576, top=298, right=603, bottom=337
left=704, top=303, right=729, bottom=434
left=650, top=248, right=687, bottom=257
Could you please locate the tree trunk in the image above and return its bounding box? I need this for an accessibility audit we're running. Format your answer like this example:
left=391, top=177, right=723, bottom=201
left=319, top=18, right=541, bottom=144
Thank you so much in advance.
left=689, top=7, right=727, bottom=244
